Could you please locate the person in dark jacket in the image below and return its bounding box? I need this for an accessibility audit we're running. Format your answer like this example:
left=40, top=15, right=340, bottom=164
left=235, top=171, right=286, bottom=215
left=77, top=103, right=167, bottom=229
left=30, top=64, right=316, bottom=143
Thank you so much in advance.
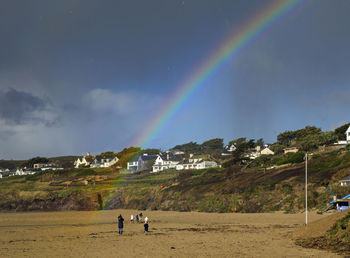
left=118, top=214, right=124, bottom=235
left=144, top=220, right=149, bottom=234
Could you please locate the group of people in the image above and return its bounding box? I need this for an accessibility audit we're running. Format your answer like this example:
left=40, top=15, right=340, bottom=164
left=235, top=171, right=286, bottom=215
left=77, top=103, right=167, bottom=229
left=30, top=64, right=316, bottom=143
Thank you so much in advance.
left=117, top=213, right=149, bottom=235
left=130, top=212, right=146, bottom=223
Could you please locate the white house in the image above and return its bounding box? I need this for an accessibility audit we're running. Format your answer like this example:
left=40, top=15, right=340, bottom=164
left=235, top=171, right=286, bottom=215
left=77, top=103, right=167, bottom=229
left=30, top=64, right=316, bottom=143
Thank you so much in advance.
left=260, top=147, right=275, bottom=155
left=127, top=156, right=139, bottom=172
left=41, top=165, right=63, bottom=171
left=346, top=126, right=350, bottom=142
left=90, top=156, right=119, bottom=168
left=335, top=126, right=350, bottom=145
left=176, top=159, right=219, bottom=170
left=74, top=153, right=94, bottom=168
left=15, top=168, right=37, bottom=176
left=152, top=152, right=181, bottom=173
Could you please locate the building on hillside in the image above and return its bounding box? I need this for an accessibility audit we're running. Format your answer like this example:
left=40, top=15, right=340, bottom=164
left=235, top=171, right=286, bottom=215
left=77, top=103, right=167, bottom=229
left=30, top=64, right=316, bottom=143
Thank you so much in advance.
left=176, top=158, right=219, bottom=170
left=245, top=146, right=262, bottom=160
left=152, top=152, right=182, bottom=173
left=33, top=163, right=62, bottom=171
left=340, top=175, right=350, bottom=187
left=41, top=164, right=63, bottom=171
left=334, top=126, right=350, bottom=145
left=260, top=147, right=274, bottom=155
left=0, top=169, right=10, bottom=177
left=284, top=147, right=299, bottom=154
left=33, top=163, right=47, bottom=169
left=170, top=149, right=185, bottom=155
left=90, top=156, right=119, bottom=168
left=74, top=153, right=94, bottom=168
left=15, top=168, right=40, bottom=176
left=137, top=154, right=158, bottom=172
left=221, top=144, right=236, bottom=156
left=127, top=156, right=139, bottom=172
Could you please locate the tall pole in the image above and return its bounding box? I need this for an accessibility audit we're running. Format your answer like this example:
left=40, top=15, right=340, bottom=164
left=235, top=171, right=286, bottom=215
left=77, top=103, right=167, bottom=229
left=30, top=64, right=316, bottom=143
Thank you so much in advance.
left=305, top=153, right=308, bottom=225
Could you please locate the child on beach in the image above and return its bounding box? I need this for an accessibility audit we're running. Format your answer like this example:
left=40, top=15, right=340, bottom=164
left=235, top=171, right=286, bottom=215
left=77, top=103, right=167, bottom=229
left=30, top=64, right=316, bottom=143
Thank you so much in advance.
left=130, top=214, right=134, bottom=223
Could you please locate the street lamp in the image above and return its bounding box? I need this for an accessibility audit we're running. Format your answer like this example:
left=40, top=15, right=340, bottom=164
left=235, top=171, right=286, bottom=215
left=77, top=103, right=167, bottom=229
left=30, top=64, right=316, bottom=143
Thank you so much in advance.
left=305, top=153, right=308, bottom=225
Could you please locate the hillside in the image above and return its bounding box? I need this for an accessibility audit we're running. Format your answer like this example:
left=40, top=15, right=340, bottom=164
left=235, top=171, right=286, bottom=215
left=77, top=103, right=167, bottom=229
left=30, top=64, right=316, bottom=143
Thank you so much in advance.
left=294, top=209, right=350, bottom=256
left=1, top=149, right=350, bottom=213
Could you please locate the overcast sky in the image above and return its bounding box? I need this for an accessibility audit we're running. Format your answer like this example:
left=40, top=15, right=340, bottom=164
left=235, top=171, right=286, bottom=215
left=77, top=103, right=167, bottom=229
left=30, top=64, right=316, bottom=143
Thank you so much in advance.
left=0, top=0, right=349, bottom=159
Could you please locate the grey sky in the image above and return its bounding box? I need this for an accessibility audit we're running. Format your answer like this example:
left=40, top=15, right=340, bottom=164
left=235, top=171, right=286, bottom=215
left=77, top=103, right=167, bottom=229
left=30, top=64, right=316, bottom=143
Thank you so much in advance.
left=0, top=0, right=349, bottom=159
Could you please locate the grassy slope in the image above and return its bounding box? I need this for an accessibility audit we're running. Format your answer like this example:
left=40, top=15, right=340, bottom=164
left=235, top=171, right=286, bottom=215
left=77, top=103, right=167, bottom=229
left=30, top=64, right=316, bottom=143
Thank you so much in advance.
left=295, top=210, right=350, bottom=256
left=1, top=150, right=350, bottom=212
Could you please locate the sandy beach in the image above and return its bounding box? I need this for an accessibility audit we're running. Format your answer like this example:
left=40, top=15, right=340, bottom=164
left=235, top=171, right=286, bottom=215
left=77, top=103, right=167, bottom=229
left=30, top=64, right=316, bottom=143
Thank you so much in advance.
left=0, top=209, right=341, bottom=257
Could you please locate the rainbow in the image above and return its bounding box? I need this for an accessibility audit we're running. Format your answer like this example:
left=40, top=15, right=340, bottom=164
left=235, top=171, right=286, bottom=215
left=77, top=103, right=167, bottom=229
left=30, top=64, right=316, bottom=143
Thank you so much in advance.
left=132, top=0, right=307, bottom=148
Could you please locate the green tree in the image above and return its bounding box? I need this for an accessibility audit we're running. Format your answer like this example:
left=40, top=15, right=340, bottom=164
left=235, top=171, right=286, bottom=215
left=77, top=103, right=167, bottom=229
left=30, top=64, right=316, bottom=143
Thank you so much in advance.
left=299, top=131, right=337, bottom=151
left=334, top=123, right=350, bottom=141
left=270, top=143, right=285, bottom=155
left=141, top=149, right=160, bottom=155
left=172, top=142, right=201, bottom=153
left=277, top=131, right=297, bottom=146
left=230, top=138, right=255, bottom=164
left=200, top=138, right=224, bottom=154
left=255, top=138, right=264, bottom=148
left=116, top=147, right=142, bottom=168
left=21, top=157, right=49, bottom=168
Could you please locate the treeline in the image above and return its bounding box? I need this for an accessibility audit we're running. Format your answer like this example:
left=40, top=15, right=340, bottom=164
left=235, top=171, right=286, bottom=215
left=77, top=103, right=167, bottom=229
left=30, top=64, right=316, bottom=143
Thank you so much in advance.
left=171, top=138, right=224, bottom=154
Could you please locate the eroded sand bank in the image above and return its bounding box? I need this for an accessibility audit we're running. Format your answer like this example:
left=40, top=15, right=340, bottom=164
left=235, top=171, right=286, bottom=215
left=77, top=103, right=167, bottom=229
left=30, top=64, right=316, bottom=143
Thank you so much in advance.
left=0, top=210, right=341, bottom=257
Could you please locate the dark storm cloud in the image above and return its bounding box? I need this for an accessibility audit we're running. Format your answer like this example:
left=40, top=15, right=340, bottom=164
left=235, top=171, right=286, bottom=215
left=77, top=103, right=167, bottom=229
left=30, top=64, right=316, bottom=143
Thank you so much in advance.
left=0, top=88, right=57, bottom=126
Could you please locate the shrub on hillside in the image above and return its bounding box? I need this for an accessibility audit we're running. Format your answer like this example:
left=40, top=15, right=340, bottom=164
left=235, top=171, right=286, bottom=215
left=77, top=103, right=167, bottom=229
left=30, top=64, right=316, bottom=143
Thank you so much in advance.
left=276, top=152, right=305, bottom=165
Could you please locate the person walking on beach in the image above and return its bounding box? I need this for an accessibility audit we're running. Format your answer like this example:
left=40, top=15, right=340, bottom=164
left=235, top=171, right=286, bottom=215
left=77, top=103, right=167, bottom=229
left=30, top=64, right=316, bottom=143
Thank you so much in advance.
left=130, top=214, right=134, bottom=223
left=144, top=217, right=149, bottom=234
left=118, top=214, right=124, bottom=235
left=136, top=214, right=139, bottom=223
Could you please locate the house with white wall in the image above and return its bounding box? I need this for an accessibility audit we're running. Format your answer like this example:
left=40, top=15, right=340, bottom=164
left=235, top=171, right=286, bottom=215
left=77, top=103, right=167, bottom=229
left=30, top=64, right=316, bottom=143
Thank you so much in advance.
left=15, top=168, right=38, bottom=176
left=90, top=156, right=119, bottom=168
left=176, top=158, right=219, bottom=170
left=74, top=153, right=94, bottom=168
left=152, top=152, right=181, bottom=172
left=260, top=147, right=274, bottom=155
left=346, top=126, right=350, bottom=142
left=127, top=156, right=139, bottom=172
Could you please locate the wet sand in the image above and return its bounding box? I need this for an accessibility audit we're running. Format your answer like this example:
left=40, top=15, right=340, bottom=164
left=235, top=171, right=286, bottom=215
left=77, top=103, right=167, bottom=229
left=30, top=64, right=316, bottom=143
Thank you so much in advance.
left=0, top=210, right=341, bottom=257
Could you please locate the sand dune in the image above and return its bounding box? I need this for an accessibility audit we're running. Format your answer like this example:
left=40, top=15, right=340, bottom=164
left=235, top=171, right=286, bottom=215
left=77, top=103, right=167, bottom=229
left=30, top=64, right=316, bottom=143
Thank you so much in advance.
left=0, top=210, right=341, bottom=257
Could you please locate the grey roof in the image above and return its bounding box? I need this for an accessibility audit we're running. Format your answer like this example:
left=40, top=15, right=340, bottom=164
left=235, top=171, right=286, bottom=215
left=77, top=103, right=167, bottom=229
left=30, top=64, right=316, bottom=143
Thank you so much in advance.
left=340, top=175, right=350, bottom=181
left=94, top=156, right=116, bottom=162
left=139, top=155, right=158, bottom=162
left=159, top=152, right=182, bottom=161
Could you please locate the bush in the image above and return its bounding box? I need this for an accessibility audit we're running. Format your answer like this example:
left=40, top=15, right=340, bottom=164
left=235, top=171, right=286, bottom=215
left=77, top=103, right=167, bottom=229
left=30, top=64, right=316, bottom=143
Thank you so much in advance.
left=76, top=169, right=96, bottom=177
left=276, top=152, right=305, bottom=165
